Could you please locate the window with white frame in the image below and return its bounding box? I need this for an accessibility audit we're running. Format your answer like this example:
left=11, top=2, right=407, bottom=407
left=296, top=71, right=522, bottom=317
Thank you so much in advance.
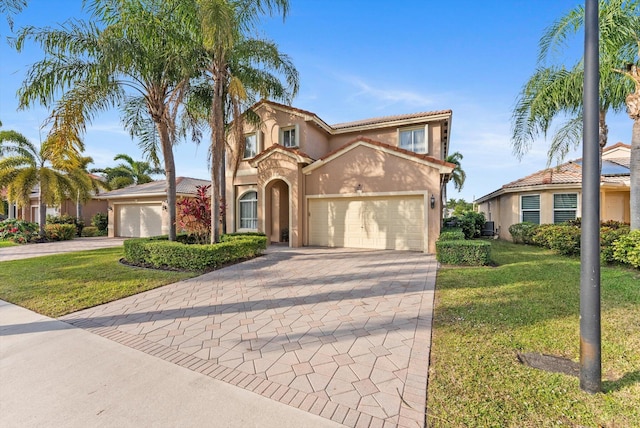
left=239, top=191, right=258, bottom=229
left=553, top=193, right=578, bottom=224
left=244, top=133, right=257, bottom=159
left=280, top=125, right=298, bottom=148
left=399, top=126, right=427, bottom=153
left=521, top=195, right=540, bottom=224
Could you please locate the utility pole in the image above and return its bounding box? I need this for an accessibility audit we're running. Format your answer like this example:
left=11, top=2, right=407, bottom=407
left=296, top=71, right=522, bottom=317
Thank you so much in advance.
left=580, top=0, right=601, bottom=394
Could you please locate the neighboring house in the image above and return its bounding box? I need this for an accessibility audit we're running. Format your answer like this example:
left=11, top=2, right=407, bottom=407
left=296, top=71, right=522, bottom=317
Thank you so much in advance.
left=225, top=100, right=455, bottom=253
left=3, top=176, right=109, bottom=227
left=475, top=143, right=631, bottom=239
left=98, top=177, right=210, bottom=238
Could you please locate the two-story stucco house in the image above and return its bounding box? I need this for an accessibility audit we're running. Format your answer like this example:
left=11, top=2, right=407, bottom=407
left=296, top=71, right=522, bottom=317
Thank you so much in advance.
left=225, top=100, right=455, bottom=253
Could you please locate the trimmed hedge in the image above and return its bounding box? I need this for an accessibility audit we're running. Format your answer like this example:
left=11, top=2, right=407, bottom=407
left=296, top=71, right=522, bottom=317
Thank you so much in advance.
left=123, top=233, right=267, bottom=271
left=509, top=222, right=539, bottom=244
left=613, top=230, right=640, bottom=268
left=436, top=240, right=491, bottom=266
left=438, top=230, right=466, bottom=241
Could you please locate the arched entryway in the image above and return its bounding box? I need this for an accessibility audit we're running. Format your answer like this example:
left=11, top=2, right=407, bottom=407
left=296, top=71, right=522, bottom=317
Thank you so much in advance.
left=264, top=179, right=290, bottom=244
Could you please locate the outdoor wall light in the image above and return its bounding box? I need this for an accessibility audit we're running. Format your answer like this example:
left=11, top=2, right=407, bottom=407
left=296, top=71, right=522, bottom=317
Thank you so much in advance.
left=430, top=194, right=436, bottom=209
left=356, top=183, right=362, bottom=194
left=161, top=200, right=168, bottom=211
left=107, top=206, right=113, bottom=212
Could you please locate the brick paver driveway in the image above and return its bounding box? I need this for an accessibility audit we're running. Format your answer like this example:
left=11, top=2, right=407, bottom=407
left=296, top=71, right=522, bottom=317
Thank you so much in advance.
left=61, top=246, right=437, bottom=427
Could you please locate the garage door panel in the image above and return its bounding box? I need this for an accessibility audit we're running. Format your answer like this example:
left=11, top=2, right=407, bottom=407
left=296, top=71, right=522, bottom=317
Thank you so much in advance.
left=116, top=204, right=163, bottom=238
left=309, top=196, right=424, bottom=251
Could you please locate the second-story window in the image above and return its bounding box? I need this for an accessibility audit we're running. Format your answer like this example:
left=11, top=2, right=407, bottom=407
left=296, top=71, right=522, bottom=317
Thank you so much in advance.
left=244, top=133, right=257, bottom=158
left=399, top=126, right=427, bottom=153
left=280, top=125, right=298, bottom=148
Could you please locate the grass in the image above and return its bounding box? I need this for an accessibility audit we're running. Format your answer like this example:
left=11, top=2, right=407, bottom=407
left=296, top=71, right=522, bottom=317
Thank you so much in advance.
left=0, top=241, right=17, bottom=247
left=0, top=247, right=197, bottom=317
left=427, top=240, right=640, bottom=427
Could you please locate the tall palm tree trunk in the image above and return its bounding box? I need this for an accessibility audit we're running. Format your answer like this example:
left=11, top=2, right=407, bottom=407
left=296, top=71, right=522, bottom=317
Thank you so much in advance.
left=624, top=66, right=640, bottom=230
left=157, top=121, right=177, bottom=241
left=210, top=67, right=226, bottom=244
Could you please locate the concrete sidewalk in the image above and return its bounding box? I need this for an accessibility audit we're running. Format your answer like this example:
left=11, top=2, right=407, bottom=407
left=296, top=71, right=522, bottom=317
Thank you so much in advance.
left=0, top=300, right=340, bottom=428
left=0, top=237, right=126, bottom=262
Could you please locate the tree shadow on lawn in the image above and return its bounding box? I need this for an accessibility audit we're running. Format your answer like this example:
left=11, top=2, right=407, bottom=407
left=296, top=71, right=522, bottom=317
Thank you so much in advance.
left=602, top=370, right=640, bottom=393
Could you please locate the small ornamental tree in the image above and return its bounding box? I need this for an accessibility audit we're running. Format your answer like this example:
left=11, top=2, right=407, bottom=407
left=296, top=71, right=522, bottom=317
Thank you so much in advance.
left=176, top=185, right=211, bottom=244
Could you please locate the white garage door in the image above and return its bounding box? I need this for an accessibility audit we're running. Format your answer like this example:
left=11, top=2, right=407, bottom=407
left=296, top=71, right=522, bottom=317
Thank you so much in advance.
left=116, top=204, right=163, bottom=237
left=308, top=196, right=424, bottom=251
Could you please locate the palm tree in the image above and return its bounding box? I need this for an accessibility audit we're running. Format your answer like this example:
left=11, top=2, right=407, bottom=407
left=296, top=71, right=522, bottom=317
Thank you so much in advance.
left=0, top=0, right=27, bottom=32
left=13, top=0, right=202, bottom=241
left=67, top=156, right=109, bottom=219
left=190, top=0, right=299, bottom=243
left=512, top=0, right=640, bottom=229
left=92, top=153, right=164, bottom=190
left=512, top=0, right=637, bottom=165
left=0, top=130, right=84, bottom=236
left=445, top=151, right=466, bottom=192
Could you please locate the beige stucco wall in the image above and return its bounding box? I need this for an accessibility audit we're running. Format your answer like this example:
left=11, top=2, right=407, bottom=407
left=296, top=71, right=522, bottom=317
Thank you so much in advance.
left=304, top=145, right=442, bottom=253
left=255, top=152, right=304, bottom=247
left=327, top=121, right=445, bottom=160
left=478, top=186, right=630, bottom=241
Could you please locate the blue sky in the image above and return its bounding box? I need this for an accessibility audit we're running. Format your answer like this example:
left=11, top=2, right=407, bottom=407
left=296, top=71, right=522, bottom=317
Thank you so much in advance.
left=0, top=0, right=633, bottom=202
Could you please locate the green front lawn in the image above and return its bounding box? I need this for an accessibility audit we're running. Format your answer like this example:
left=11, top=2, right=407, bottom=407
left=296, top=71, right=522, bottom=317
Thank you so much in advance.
left=0, top=241, right=17, bottom=247
left=427, top=240, right=640, bottom=427
left=0, top=247, right=197, bottom=317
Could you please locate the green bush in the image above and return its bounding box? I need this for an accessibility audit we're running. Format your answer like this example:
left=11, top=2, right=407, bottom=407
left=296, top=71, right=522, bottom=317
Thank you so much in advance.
left=438, top=230, right=466, bottom=241
left=447, top=212, right=486, bottom=239
left=123, top=233, right=267, bottom=271
left=45, top=224, right=77, bottom=241
left=600, top=225, right=630, bottom=264
left=81, top=226, right=100, bottom=237
left=92, top=212, right=108, bottom=232
left=46, top=214, right=84, bottom=237
left=0, top=219, right=39, bottom=244
left=436, top=240, right=491, bottom=266
left=532, top=224, right=581, bottom=256
left=509, top=222, right=539, bottom=244
left=612, top=230, right=640, bottom=268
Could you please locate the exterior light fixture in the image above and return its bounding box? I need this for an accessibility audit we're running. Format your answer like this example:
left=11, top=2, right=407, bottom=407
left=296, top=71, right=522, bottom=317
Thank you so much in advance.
left=162, top=200, right=168, bottom=211
left=356, top=184, right=362, bottom=194
left=107, top=206, right=113, bottom=212
left=430, top=194, right=436, bottom=209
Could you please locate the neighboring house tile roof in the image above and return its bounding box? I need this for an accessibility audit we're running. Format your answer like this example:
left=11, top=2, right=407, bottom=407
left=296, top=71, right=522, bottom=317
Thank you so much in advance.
left=475, top=142, right=631, bottom=203
left=249, top=144, right=315, bottom=166
left=98, top=177, right=209, bottom=199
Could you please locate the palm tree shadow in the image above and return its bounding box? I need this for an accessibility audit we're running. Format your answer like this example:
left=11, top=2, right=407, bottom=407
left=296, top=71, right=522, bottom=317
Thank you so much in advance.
left=602, top=370, right=640, bottom=393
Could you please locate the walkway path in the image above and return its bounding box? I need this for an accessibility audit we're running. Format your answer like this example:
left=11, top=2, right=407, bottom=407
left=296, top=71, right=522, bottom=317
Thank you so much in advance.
left=0, top=237, right=125, bottom=262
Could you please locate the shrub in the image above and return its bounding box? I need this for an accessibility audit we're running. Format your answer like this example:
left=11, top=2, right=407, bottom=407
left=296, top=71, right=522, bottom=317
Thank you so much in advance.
left=600, top=225, right=630, bottom=264
left=47, top=214, right=84, bottom=236
left=92, top=212, right=108, bottom=232
left=123, top=233, right=267, bottom=271
left=81, top=226, right=100, bottom=237
left=438, top=230, right=465, bottom=241
left=0, top=219, right=39, bottom=243
left=509, top=222, right=539, bottom=244
left=612, top=230, right=640, bottom=268
left=436, top=240, right=491, bottom=266
left=44, top=223, right=76, bottom=241
left=532, top=224, right=581, bottom=256
left=177, top=185, right=211, bottom=244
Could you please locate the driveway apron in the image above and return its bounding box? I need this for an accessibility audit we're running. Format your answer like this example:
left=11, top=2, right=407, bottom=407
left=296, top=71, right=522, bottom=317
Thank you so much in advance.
left=60, top=247, right=437, bottom=427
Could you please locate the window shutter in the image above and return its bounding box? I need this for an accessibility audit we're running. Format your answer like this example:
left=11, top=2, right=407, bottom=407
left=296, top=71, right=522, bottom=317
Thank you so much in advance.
left=521, top=195, right=540, bottom=209
left=294, top=124, right=300, bottom=146
left=554, top=194, right=577, bottom=209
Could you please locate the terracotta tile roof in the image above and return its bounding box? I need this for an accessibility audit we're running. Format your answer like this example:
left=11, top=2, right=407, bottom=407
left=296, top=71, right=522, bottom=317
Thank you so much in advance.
left=320, top=136, right=456, bottom=169
left=603, top=142, right=631, bottom=152
left=250, top=143, right=315, bottom=164
left=331, top=110, right=453, bottom=130
left=99, top=177, right=209, bottom=198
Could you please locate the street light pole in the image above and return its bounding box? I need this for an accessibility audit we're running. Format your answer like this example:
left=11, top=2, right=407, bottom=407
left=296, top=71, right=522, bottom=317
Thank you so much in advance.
left=580, top=0, right=601, bottom=394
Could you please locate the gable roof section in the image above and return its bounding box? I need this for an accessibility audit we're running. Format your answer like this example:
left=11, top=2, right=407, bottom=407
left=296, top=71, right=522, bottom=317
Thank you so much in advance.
left=249, top=144, right=315, bottom=168
left=475, top=143, right=631, bottom=203
left=302, top=136, right=456, bottom=175
left=96, top=177, right=210, bottom=200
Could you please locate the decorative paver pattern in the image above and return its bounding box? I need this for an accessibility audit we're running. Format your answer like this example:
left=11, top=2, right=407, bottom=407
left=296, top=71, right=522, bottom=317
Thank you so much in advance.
left=61, top=246, right=437, bottom=427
